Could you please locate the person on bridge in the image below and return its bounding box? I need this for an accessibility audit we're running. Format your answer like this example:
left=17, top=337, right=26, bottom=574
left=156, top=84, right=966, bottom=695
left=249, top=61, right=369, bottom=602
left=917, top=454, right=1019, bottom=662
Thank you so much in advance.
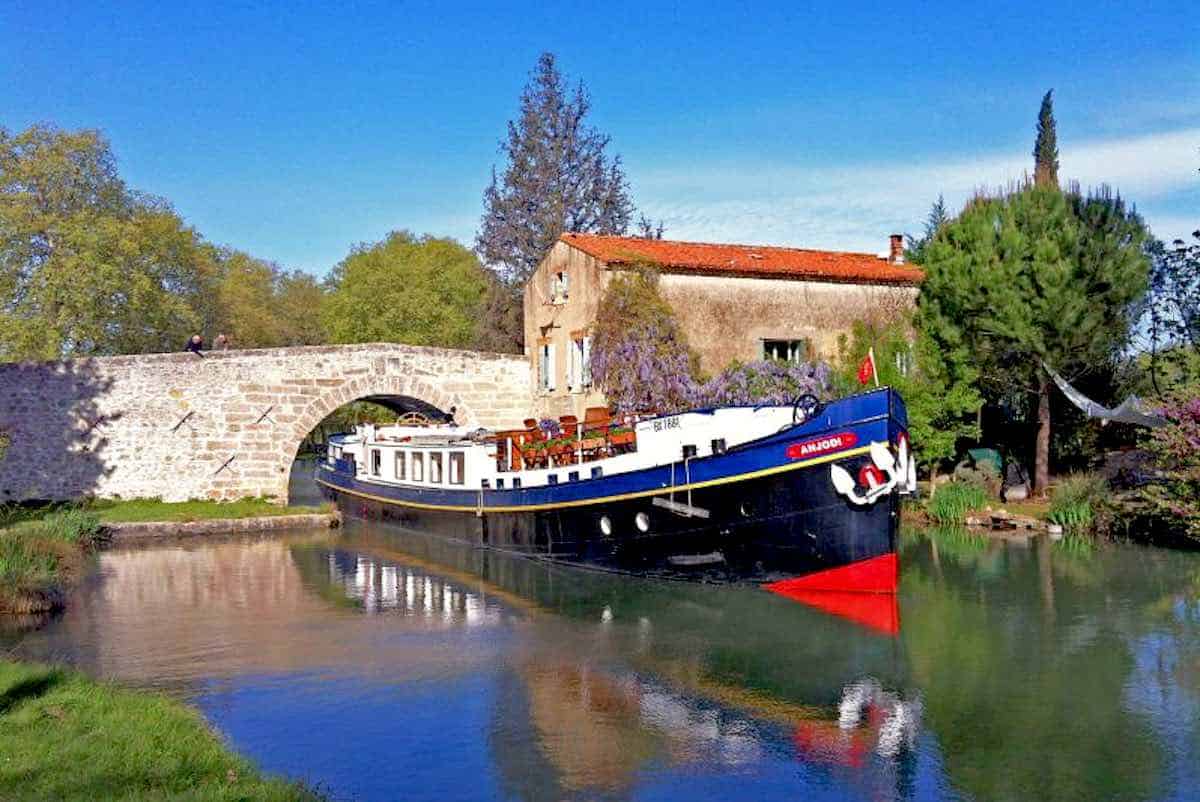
left=185, top=334, right=205, bottom=356
left=215, top=333, right=229, bottom=350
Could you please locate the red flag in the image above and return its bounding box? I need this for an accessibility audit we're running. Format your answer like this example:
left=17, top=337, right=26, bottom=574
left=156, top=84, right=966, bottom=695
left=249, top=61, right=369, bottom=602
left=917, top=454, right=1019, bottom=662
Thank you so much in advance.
left=857, top=350, right=875, bottom=385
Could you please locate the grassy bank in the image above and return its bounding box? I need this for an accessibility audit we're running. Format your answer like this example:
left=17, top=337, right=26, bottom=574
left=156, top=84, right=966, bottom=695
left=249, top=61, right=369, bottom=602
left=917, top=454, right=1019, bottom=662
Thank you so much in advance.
left=0, top=498, right=331, bottom=614
left=0, top=659, right=322, bottom=801
left=87, top=497, right=331, bottom=524
left=0, top=508, right=105, bottom=614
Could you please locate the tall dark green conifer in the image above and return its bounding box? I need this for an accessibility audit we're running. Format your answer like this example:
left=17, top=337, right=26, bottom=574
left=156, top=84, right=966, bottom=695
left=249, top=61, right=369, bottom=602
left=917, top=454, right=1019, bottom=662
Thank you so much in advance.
left=1034, top=90, right=1059, bottom=188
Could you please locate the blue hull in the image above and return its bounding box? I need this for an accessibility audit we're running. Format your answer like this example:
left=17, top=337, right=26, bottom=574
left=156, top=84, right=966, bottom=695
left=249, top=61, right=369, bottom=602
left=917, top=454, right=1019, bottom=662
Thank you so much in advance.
left=319, top=388, right=907, bottom=585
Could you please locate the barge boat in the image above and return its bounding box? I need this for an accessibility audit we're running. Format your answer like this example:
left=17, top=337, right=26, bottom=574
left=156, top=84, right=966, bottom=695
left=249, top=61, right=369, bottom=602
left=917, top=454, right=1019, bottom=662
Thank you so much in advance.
left=317, top=388, right=917, bottom=595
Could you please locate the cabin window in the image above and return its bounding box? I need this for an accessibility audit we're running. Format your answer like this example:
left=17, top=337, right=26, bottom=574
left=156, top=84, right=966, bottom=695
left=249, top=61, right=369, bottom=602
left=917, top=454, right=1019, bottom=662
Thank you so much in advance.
left=550, top=271, right=569, bottom=303
left=548, top=474, right=558, bottom=486
left=496, top=478, right=504, bottom=489
left=449, top=452, right=465, bottom=485
left=591, top=466, right=603, bottom=479
left=569, top=336, right=592, bottom=390
left=371, top=449, right=382, bottom=476
left=395, top=451, right=407, bottom=480
left=538, top=343, right=556, bottom=392
left=513, top=477, right=522, bottom=489
left=430, top=453, right=443, bottom=483
left=412, top=453, right=424, bottom=482
left=481, top=479, right=490, bottom=489
left=568, top=471, right=579, bottom=482
left=762, top=339, right=809, bottom=364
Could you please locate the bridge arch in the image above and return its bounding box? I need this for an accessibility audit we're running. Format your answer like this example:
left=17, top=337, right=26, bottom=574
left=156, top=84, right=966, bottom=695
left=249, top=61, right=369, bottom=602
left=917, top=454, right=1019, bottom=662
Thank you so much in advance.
left=0, top=343, right=531, bottom=503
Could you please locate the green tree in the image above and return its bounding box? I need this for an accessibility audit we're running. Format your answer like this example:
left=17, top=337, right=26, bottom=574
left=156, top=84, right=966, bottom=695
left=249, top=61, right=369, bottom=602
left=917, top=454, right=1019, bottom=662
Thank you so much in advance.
left=274, top=270, right=327, bottom=346
left=838, top=317, right=981, bottom=478
left=321, top=231, right=487, bottom=348
left=0, top=125, right=217, bottom=359
left=475, top=52, right=634, bottom=352
left=1034, top=89, right=1059, bottom=188
left=919, top=185, right=1149, bottom=493
left=210, top=250, right=326, bottom=348
left=905, top=194, right=949, bottom=265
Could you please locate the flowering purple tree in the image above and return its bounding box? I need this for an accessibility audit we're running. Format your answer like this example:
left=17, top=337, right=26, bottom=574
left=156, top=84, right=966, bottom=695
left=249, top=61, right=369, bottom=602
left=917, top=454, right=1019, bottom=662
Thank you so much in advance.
left=591, top=266, right=835, bottom=415
left=696, top=360, right=832, bottom=407
left=590, top=268, right=698, bottom=414
left=1143, top=386, right=1200, bottom=541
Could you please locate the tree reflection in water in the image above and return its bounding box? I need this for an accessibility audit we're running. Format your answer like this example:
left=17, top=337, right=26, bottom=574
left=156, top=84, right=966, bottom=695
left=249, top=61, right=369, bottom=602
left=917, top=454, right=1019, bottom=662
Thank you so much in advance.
left=8, top=521, right=1200, bottom=802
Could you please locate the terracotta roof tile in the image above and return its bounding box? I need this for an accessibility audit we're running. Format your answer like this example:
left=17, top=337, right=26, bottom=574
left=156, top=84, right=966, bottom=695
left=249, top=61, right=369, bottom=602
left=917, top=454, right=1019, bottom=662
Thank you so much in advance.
left=560, top=232, right=923, bottom=286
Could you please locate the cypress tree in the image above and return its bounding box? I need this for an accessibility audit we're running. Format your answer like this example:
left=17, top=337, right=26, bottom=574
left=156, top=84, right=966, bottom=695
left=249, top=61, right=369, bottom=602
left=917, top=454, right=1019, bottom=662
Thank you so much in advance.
left=1034, top=90, right=1059, bottom=188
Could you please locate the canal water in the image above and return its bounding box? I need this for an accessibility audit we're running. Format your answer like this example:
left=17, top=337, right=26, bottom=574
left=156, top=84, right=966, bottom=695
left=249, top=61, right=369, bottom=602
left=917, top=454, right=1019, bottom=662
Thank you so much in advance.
left=8, top=520, right=1200, bottom=801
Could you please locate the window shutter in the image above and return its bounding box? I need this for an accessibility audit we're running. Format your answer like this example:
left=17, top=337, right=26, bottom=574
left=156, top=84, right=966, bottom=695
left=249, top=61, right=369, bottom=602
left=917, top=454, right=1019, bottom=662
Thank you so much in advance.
left=547, top=344, right=556, bottom=391
left=582, top=337, right=592, bottom=386
left=567, top=339, right=577, bottom=390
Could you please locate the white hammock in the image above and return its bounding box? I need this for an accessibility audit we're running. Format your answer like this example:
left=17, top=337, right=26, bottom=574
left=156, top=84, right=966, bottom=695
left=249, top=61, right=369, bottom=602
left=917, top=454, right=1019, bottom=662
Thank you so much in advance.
left=1043, top=363, right=1166, bottom=428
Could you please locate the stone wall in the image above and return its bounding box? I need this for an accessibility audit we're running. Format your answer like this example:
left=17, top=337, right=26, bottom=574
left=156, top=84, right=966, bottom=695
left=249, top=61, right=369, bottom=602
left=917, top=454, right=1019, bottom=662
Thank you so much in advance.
left=0, top=343, right=530, bottom=503
left=658, top=273, right=917, bottom=375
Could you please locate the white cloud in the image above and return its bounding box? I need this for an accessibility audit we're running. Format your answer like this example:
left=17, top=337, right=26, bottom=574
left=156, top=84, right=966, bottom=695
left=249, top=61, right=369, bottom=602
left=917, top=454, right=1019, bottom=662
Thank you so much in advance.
left=635, top=128, right=1200, bottom=253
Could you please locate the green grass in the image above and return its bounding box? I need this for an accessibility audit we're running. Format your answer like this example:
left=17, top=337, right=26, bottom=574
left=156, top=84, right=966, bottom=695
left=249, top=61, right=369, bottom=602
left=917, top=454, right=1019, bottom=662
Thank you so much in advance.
left=1048, top=473, right=1110, bottom=534
left=0, top=659, right=324, bottom=801
left=87, top=497, right=331, bottom=524
left=927, top=481, right=989, bottom=525
left=0, top=509, right=105, bottom=614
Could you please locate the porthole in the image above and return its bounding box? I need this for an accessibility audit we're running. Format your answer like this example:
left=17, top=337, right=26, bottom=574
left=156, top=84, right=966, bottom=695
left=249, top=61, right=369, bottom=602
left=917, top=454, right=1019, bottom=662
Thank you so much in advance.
left=599, top=515, right=613, bottom=536
left=635, top=512, right=650, bottom=532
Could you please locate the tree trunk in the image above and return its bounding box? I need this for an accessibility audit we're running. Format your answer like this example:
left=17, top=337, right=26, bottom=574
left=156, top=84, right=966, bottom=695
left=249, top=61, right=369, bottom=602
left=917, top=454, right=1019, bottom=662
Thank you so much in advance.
left=1034, top=373, right=1051, bottom=496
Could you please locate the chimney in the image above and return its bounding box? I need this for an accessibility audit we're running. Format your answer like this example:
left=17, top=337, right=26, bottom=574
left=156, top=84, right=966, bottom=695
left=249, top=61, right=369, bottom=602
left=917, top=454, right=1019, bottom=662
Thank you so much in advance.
left=888, top=234, right=904, bottom=264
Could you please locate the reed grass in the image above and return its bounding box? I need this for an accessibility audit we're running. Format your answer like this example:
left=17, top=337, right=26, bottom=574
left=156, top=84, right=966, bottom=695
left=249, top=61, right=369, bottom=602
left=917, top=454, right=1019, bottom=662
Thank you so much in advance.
left=1048, top=473, right=1109, bottom=534
left=0, top=659, right=324, bottom=801
left=927, top=482, right=989, bottom=525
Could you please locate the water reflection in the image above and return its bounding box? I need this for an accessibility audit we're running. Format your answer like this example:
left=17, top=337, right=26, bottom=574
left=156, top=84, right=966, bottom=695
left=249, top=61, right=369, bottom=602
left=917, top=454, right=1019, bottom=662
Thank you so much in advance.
left=9, top=522, right=1200, bottom=801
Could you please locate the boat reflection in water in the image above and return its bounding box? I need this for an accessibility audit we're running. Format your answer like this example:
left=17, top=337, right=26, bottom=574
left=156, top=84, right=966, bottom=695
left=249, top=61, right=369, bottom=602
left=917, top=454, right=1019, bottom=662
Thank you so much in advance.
left=295, top=520, right=923, bottom=797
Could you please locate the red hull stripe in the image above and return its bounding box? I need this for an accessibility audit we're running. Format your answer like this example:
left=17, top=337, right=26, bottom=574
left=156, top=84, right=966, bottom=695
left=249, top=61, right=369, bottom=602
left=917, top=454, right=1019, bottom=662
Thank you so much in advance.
left=771, top=590, right=900, bottom=636
left=763, top=552, right=898, bottom=595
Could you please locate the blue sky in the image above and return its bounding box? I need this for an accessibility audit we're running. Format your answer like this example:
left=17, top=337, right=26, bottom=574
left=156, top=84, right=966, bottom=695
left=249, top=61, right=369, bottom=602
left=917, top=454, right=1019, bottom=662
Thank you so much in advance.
left=3, top=1, right=1197, bottom=275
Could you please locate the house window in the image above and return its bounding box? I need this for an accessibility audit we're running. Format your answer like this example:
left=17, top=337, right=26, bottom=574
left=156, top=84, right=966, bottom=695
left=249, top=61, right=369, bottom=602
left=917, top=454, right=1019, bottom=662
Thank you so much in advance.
left=395, top=451, right=407, bottom=481
left=429, top=453, right=443, bottom=483
left=763, top=339, right=810, bottom=363
left=569, top=336, right=592, bottom=391
left=550, top=271, right=569, bottom=303
left=449, top=452, right=465, bottom=485
left=538, top=342, right=556, bottom=393
left=371, top=449, right=382, bottom=476
left=412, top=453, right=424, bottom=482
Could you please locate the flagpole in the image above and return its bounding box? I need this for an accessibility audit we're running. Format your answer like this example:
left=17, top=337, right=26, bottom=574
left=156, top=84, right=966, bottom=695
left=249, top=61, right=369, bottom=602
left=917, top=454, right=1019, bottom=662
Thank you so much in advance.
left=870, top=347, right=879, bottom=388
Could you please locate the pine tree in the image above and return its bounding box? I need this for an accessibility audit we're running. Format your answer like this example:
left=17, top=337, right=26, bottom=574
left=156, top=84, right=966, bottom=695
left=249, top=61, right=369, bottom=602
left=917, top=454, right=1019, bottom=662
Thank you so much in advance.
left=475, top=53, right=633, bottom=352
left=1034, top=90, right=1059, bottom=188
left=905, top=194, right=949, bottom=264
left=918, top=184, right=1149, bottom=493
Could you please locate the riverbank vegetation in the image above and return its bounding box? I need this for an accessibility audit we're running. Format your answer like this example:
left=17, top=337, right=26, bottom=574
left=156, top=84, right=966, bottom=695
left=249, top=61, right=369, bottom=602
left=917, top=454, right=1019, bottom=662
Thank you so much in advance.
left=0, top=508, right=104, bottom=614
left=0, top=498, right=330, bottom=614
left=0, top=659, right=322, bottom=801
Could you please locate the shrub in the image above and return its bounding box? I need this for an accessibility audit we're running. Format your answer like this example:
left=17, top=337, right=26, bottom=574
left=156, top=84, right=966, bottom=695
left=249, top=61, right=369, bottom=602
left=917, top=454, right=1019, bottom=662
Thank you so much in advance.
left=1141, top=386, right=1200, bottom=542
left=1048, top=472, right=1109, bottom=533
left=928, top=481, right=988, bottom=524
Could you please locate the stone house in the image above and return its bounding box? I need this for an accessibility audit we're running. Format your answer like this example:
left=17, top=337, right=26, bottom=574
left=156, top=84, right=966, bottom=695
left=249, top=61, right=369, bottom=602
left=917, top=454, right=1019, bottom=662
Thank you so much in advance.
left=524, top=232, right=924, bottom=418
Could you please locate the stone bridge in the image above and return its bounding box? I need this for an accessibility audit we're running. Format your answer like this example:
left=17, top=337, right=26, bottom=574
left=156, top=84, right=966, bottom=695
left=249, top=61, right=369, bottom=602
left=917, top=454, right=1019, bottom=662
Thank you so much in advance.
left=0, top=343, right=531, bottom=503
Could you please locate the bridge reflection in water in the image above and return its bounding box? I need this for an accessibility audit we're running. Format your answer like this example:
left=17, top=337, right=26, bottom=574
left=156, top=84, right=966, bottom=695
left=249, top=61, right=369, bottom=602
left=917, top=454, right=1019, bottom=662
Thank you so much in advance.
left=16, top=520, right=1198, bottom=801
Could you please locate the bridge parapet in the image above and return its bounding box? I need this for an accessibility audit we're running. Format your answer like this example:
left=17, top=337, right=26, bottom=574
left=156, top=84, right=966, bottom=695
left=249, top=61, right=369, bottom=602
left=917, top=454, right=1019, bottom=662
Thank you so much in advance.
left=0, top=343, right=531, bottom=502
